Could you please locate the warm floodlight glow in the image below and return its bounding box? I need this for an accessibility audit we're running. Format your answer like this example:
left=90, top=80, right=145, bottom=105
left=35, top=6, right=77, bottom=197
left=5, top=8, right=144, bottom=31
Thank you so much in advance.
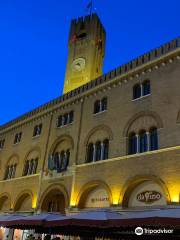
left=32, top=196, right=37, bottom=209
left=171, top=195, right=179, bottom=203
left=112, top=191, right=120, bottom=205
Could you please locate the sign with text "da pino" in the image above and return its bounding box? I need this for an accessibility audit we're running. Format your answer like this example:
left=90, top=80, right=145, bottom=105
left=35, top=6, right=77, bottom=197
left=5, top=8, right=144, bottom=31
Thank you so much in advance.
left=137, top=191, right=162, bottom=204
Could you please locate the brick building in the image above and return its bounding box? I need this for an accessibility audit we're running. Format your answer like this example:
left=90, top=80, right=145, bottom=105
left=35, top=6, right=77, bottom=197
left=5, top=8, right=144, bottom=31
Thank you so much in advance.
left=0, top=13, right=179, bottom=239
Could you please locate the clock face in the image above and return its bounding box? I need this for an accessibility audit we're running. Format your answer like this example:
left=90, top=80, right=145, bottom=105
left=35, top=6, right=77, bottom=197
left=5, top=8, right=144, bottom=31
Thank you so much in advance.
left=72, top=58, right=86, bottom=72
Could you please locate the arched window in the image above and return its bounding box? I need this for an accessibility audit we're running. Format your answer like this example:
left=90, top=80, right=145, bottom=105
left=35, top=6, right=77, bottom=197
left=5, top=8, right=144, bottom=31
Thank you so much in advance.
left=69, top=111, right=74, bottom=123
left=32, top=158, right=38, bottom=174
left=139, top=130, right=148, bottom=153
left=53, top=150, right=70, bottom=173
left=133, top=84, right=141, bottom=99
left=28, top=160, right=34, bottom=175
left=23, top=161, right=29, bottom=176
left=4, top=164, right=17, bottom=180
left=87, top=143, right=94, bottom=162
left=12, top=164, right=17, bottom=178
left=103, top=139, right=109, bottom=160
left=4, top=167, right=9, bottom=180
left=66, top=150, right=70, bottom=168
left=128, top=132, right=137, bottom=154
left=95, top=141, right=101, bottom=161
left=150, top=127, right=158, bottom=150
left=102, top=97, right=107, bottom=111
left=142, top=80, right=150, bottom=96
left=64, top=114, right=68, bottom=125
left=57, top=115, right=63, bottom=127
left=60, top=150, right=66, bottom=171
left=94, top=100, right=101, bottom=114
left=54, top=152, right=60, bottom=171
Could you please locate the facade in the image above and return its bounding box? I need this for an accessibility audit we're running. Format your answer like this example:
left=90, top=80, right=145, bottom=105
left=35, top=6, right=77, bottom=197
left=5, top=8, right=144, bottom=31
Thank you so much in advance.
left=0, top=13, right=180, bottom=237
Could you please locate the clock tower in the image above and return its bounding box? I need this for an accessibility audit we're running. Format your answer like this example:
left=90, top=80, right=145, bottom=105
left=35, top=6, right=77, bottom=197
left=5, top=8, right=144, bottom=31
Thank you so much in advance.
left=63, top=14, right=106, bottom=93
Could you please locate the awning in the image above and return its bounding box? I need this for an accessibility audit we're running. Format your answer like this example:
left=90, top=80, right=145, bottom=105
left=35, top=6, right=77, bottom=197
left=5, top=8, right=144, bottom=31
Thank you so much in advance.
left=0, top=208, right=179, bottom=237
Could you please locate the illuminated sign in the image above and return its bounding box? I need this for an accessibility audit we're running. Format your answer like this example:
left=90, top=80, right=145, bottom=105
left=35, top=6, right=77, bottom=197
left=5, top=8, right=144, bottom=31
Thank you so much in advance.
left=91, top=197, right=109, bottom=203
left=137, top=191, right=162, bottom=204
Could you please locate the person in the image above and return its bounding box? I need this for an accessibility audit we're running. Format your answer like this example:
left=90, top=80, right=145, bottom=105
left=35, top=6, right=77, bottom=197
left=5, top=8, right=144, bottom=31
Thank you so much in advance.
left=44, top=235, right=51, bottom=240
left=26, top=234, right=35, bottom=240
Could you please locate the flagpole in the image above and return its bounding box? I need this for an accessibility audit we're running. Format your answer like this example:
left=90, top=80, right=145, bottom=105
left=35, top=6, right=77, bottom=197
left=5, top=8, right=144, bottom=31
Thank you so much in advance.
left=90, top=0, right=93, bottom=16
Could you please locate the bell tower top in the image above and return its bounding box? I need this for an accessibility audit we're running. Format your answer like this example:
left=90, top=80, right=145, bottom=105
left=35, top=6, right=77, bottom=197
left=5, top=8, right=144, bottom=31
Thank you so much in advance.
left=63, top=14, right=106, bottom=93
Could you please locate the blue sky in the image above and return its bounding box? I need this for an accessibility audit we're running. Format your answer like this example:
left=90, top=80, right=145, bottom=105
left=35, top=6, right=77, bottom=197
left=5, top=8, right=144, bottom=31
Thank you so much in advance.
left=0, top=0, right=180, bottom=125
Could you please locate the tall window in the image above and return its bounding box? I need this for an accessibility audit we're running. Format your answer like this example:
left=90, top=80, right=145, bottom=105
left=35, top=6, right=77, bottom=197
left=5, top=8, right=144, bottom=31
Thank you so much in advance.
left=51, top=150, right=70, bottom=173
left=86, top=139, right=109, bottom=163
left=95, top=141, right=101, bottom=161
left=128, top=127, right=158, bottom=155
left=57, top=111, right=74, bottom=128
left=33, top=124, right=42, bottom=137
left=142, top=80, right=150, bottom=96
left=94, top=100, right=101, bottom=114
left=139, top=130, right=148, bottom=153
left=23, top=158, right=38, bottom=176
left=133, top=84, right=141, bottom=99
left=133, top=80, right=151, bottom=100
left=14, top=132, right=22, bottom=144
left=150, top=127, right=158, bottom=150
left=94, top=97, right=107, bottom=114
left=0, top=139, right=5, bottom=150
left=103, top=139, right=109, bottom=160
left=129, top=133, right=137, bottom=155
left=87, top=143, right=94, bottom=163
left=4, top=164, right=17, bottom=180
left=101, top=98, right=107, bottom=111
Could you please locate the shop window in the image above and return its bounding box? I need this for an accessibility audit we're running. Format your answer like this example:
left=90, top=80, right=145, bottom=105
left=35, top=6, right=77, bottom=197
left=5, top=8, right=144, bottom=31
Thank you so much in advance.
left=33, top=124, right=42, bottom=137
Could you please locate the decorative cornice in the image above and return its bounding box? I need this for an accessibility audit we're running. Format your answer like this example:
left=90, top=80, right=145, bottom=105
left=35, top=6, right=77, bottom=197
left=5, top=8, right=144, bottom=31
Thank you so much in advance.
left=0, top=37, right=180, bottom=133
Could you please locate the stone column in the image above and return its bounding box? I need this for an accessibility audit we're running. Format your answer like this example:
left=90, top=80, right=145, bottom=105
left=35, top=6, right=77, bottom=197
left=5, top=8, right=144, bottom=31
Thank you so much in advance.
left=140, top=83, right=143, bottom=97
left=100, top=142, right=104, bottom=160
left=136, top=134, right=140, bottom=153
left=93, top=144, right=96, bottom=162
left=146, top=131, right=150, bottom=151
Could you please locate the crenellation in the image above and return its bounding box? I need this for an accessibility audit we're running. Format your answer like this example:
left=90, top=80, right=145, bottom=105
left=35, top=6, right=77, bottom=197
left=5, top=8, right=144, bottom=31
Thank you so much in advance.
left=0, top=37, right=179, bottom=133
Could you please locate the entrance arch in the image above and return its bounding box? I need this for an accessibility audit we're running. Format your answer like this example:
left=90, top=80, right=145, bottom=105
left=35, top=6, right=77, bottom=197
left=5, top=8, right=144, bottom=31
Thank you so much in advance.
left=14, top=191, right=33, bottom=212
left=0, top=194, right=11, bottom=212
left=40, top=185, right=69, bottom=213
left=77, top=181, right=112, bottom=209
left=122, top=176, right=170, bottom=208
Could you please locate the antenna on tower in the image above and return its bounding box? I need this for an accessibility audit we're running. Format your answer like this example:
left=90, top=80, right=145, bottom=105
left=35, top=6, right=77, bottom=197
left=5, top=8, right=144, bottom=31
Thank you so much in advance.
left=86, top=0, right=93, bottom=15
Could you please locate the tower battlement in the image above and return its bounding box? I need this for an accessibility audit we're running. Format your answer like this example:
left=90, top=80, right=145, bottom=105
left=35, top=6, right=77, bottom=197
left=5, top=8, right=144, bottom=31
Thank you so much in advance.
left=70, top=14, right=105, bottom=36
left=64, top=14, right=106, bottom=93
